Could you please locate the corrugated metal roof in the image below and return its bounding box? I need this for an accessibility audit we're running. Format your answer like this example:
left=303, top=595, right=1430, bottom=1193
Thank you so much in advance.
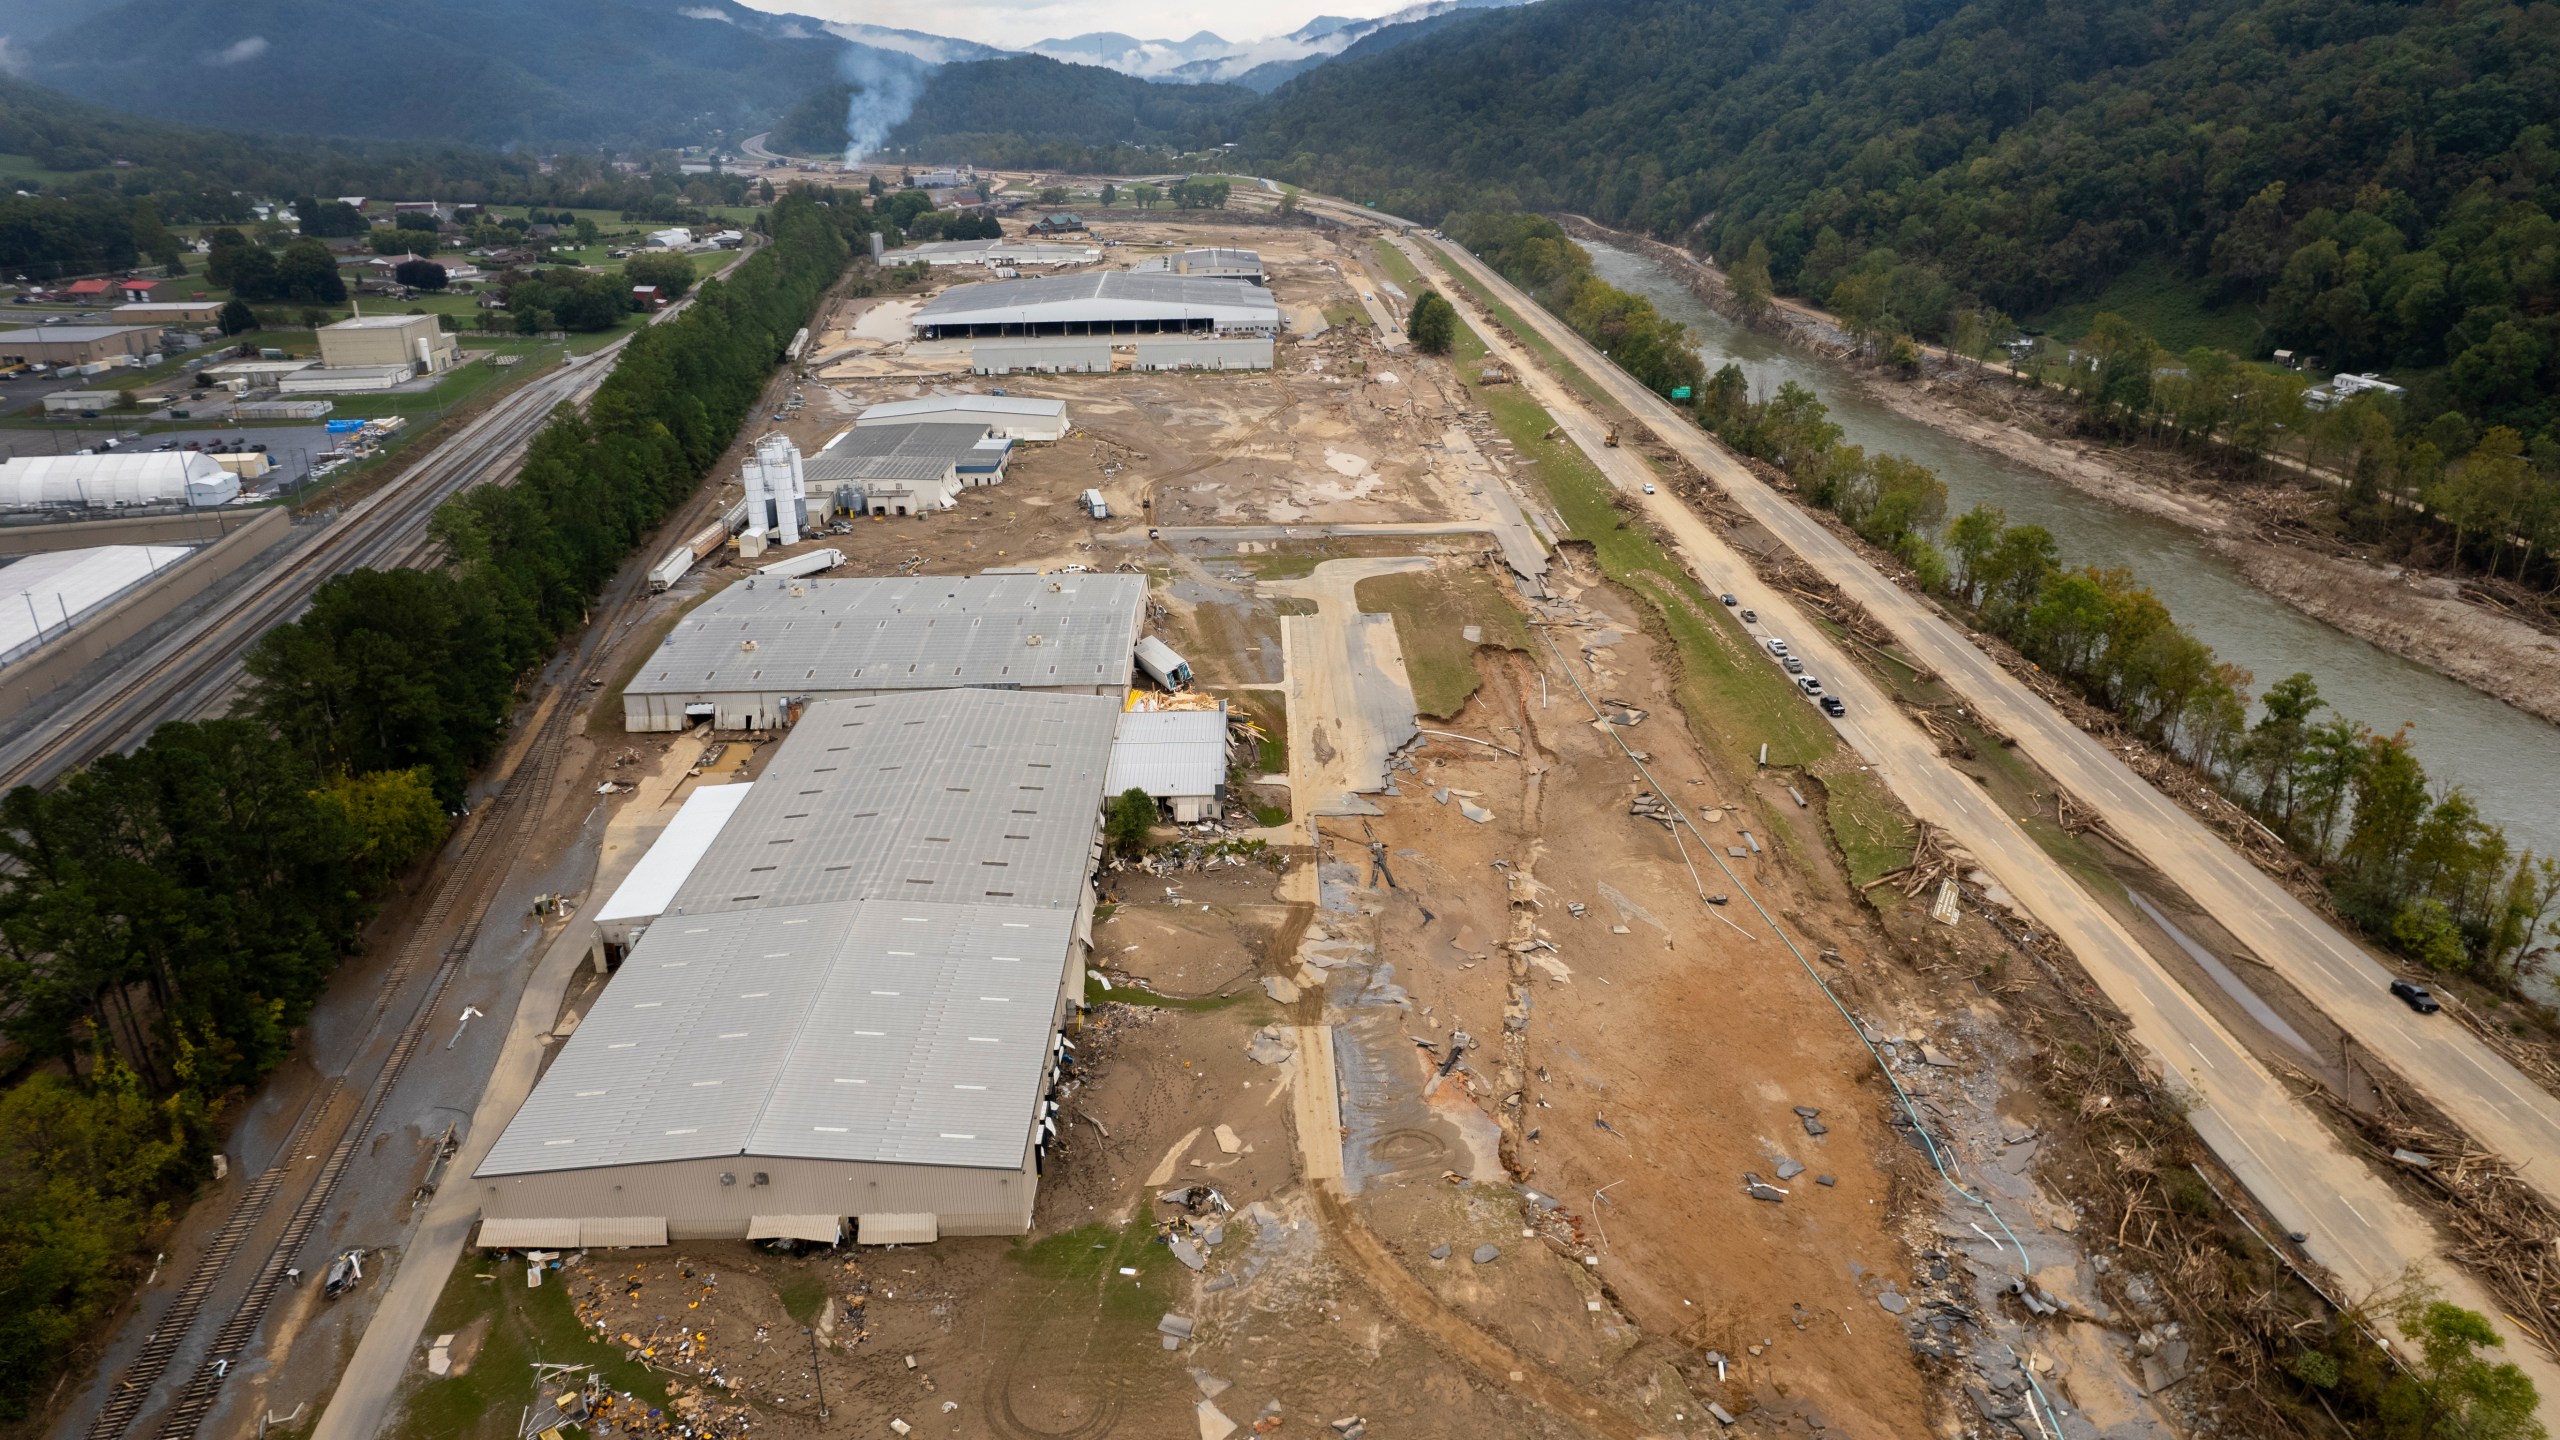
left=912, top=271, right=1279, bottom=331
left=0, top=543, right=196, bottom=663
left=623, top=572, right=1144, bottom=701
left=802, top=422, right=993, bottom=485
left=477, top=690, right=1118, bottom=1177
left=857, top=395, right=1068, bottom=423
left=1107, top=709, right=1227, bottom=799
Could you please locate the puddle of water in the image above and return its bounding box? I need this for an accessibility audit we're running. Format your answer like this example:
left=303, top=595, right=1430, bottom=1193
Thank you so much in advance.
left=2127, top=891, right=2319, bottom=1059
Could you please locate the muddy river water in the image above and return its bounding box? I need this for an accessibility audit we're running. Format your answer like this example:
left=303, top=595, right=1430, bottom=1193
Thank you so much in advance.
left=1583, top=238, right=2560, bottom=869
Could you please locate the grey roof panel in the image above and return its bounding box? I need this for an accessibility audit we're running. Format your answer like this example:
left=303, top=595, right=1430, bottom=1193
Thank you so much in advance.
left=804, top=422, right=993, bottom=485
left=625, top=572, right=1144, bottom=700
left=1108, top=709, right=1229, bottom=798
left=477, top=690, right=1117, bottom=1179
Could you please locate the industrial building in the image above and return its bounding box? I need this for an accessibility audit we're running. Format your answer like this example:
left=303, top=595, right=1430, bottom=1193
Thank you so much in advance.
left=0, top=325, right=157, bottom=366
left=1, top=544, right=196, bottom=667
left=803, top=423, right=1012, bottom=516
left=474, top=688, right=1120, bottom=1246
left=619, top=571, right=1145, bottom=732
left=113, top=301, right=226, bottom=325
left=1107, top=707, right=1230, bottom=823
left=971, top=340, right=1109, bottom=376
left=889, top=239, right=1099, bottom=269
left=314, top=313, right=461, bottom=376
left=856, top=394, right=1069, bottom=441
left=1133, top=336, right=1274, bottom=371
left=0, top=452, right=240, bottom=511
left=1132, top=247, right=1264, bottom=283
left=912, top=272, right=1281, bottom=340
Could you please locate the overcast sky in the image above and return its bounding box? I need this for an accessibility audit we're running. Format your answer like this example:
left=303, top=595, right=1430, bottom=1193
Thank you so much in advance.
left=740, top=0, right=1414, bottom=48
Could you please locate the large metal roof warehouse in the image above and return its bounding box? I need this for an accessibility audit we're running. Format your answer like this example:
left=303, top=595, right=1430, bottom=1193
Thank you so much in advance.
left=910, top=271, right=1281, bottom=339
left=474, top=688, right=1121, bottom=1247
left=620, top=571, right=1146, bottom=732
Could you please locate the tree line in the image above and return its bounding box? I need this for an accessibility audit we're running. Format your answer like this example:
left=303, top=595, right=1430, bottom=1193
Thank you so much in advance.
left=1449, top=210, right=1703, bottom=399
left=0, top=191, right=848, bottom=1423
left=1241, top=0, right=2560, bottom=453
left=1695, top=367, right=2560, bottom=992
left=1945, top=310, right=2560, bottom=598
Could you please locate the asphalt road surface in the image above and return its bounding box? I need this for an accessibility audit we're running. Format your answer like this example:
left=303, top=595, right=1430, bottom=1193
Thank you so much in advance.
left=1398, top=225, right=2560, bottom=1405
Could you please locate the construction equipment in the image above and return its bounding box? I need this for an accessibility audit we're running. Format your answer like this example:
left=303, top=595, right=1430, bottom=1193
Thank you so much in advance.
left=1603, top=427, right=1621, bottom=447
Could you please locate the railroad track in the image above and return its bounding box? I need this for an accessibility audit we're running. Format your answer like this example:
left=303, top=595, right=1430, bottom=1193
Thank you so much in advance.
left=71, top=354, right=650, bottom=1440
left=0, top=341, right=626, bottom=795
left=128, top=557, right=650, bottom=1440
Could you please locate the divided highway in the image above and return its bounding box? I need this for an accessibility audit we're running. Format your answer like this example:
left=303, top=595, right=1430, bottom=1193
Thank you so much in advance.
left=1274, top=197, right=2560, bottom=1398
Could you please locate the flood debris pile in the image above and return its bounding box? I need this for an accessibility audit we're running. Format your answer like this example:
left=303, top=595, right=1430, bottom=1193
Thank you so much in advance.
left=556, top=1252, right=876, bottom=1437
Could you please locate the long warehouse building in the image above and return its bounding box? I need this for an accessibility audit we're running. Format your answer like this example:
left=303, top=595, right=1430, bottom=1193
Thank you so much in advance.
left=620, top=571, right=1145, bottom=732
left=475, top=688, right=1121, bottom=1246
left=910, top=271, right=1281, bottom=339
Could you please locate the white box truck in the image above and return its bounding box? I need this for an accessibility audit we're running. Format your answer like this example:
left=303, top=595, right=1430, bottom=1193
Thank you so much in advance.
left=1081, top=488, right=1108, bottom=520
left=756, top=547, right=845, bottom=580
left=1134, top=635, right=1193, bottom=690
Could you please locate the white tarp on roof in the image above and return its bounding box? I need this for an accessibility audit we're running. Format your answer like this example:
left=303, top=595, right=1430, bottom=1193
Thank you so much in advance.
left=0, top=453, right=237, bottom=510
left=1, top=544, right=196, bottom=666
left=593, top=783, right=752, bottom=940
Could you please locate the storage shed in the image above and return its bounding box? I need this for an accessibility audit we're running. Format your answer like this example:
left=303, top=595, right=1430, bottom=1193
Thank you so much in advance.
left=474, top=689, right=1120, bottom=1246
left=1107, top=708, right=1230, bottom=823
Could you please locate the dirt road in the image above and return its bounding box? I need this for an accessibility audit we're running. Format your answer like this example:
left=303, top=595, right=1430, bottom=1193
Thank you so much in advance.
left=1400, top=231, right=2560, bottom=1407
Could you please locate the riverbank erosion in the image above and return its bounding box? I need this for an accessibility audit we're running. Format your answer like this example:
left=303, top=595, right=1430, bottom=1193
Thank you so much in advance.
left=1561, top=217, right=2560, bottom=731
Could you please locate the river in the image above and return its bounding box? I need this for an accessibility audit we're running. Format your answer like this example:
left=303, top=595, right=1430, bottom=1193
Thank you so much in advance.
left=1581, top=238, right=2560, bottom=867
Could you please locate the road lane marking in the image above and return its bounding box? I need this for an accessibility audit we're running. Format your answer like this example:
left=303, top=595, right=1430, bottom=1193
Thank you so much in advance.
left=2338, top=1196, right=2373, bottom=1229
left=2188, top=1042, right=2217, bottom=1070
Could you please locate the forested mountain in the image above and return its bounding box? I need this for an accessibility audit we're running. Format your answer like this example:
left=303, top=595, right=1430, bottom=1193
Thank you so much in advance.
left=864, top=57, right=1259, bottom=168
left=1245, top=0, right=2560, bottom=436
left=13, top=0, right=845, bottom=147
left=0, top=72, right=761, bottom=281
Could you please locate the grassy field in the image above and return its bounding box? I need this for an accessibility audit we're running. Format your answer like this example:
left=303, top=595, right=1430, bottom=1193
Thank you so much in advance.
left=1354, top=567, right=1531, bottom=719
left=2032, top=257, right=2263, bottom=355
left=1368, top=237, right=1429, bottom=292
left=1820, top=768, right=1915, bottom=888
left=1221, top=689, right=1289, bottom=773
left=392, top=1254, right=674, bottom=1440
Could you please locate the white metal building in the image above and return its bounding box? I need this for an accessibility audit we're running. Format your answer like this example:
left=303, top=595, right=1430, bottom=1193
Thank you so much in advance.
left=0, top=452, right=240, bottom=510
left=914, top=272, right=1281, bottom=339
left=888, top=239, right=1100, bottom=269
left=591, top=782, right=753, bottom=950
left=855, top=395, right=1069, bottom=442
left=619, top=571, right=1146, bottom=732
left=1107, top=708, right=1230, bottom=823
left=972, top=340, right=1109, bottom=376
left=1131, top=247, right=1264, bottom=283
left=1, top=544, right=197, bottom=667
left=474, top=689, right=1120, bottom=1246
left=803, top=422, right=1011, bottom=515
left=1133, top=336, right=1275, bottom=371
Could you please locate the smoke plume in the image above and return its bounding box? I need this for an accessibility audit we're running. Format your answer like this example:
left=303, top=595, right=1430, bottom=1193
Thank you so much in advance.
left=839, top=47, right=926, bottom=166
